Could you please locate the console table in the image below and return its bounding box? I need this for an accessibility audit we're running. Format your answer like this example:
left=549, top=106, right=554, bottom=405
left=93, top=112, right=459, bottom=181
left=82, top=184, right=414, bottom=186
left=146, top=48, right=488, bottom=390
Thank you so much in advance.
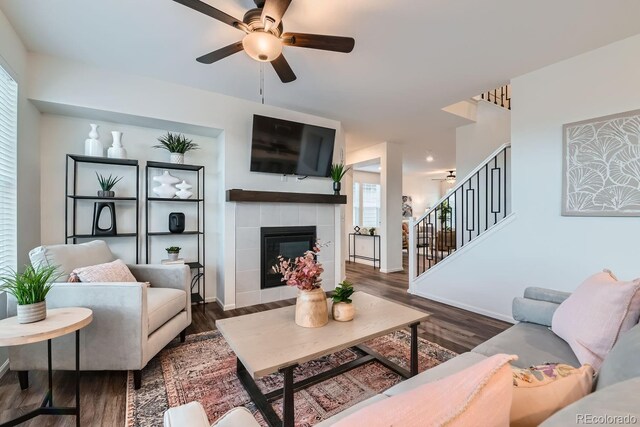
left=0, top=307, right=93, bottom=427
left=348, top=233, right=381, bottom=269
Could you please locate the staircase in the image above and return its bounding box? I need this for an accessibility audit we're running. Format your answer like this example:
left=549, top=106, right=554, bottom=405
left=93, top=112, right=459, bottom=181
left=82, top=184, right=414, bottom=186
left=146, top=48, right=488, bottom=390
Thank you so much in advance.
left=479, top=84, right=511, bottom=110
left=409, top=143, right=511, bottom=281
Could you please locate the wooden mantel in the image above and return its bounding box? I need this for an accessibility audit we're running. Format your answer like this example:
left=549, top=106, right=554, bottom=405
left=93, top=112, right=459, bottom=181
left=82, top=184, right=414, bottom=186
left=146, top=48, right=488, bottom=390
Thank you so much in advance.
left=226, top=189, right=347, bottom=204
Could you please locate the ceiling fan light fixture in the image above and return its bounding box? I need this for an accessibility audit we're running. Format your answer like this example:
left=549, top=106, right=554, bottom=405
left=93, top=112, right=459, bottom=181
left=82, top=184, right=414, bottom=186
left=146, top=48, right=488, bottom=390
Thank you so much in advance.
left=243, top=31, right=283, bottom=62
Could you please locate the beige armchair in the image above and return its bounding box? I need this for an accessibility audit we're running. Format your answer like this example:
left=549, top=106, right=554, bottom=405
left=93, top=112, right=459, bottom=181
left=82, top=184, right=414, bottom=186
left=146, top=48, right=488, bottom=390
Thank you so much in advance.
left=6, top=240, right=192, bottom=389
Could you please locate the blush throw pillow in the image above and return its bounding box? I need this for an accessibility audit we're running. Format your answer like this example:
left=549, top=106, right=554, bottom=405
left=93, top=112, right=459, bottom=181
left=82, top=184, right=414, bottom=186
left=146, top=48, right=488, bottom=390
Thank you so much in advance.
left=552, top=270, right=640, bottom=371
left=510, top=363, right=595, bottom=427
left=71, top=259, right=138, bottom=283
left=332, top=354, right=517, bottom=427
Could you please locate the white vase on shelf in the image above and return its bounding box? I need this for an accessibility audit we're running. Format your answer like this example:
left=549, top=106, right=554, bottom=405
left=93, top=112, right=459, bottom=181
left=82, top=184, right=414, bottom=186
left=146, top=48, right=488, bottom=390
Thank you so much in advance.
left=107, top=131, right=127, bottom=159
left=175, top=180, right=193, bottom=199
left=152, top=171, right=180, bottom=198
left=84, top=124, right=103, bottom=157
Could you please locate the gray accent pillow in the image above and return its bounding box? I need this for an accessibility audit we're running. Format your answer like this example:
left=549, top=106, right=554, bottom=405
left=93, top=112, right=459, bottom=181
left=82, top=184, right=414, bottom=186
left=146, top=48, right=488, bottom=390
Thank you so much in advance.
left=512, top=297, right=560, bottom=327
left=596, top=322, right=640, bottom=390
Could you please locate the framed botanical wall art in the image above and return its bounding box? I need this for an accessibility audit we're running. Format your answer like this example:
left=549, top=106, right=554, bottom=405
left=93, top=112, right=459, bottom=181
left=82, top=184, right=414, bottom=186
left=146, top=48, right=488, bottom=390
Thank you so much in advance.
left=562, top=109, right=640, bottom=216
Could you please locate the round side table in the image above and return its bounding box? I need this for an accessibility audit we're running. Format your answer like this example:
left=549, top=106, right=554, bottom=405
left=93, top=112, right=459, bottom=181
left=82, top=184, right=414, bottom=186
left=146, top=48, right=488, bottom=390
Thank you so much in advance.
left=0, top=307, right=93, bottom=427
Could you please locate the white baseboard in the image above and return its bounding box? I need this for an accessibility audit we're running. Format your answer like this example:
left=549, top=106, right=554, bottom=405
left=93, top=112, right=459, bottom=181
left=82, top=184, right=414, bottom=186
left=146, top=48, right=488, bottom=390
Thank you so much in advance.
left=409, top=288, right=515, bottom=324
left=216, top=297, right=235, bottom=311
left=0, top=359, right=8, bottom=380
left=204, top=296, right=217, bottom=304
left=380, top=267, right=404, bottom=273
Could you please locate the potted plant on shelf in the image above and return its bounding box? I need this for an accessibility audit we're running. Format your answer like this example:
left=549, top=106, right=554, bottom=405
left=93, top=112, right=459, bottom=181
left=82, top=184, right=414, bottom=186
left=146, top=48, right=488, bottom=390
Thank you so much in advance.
left=330, top=163, right=350, bottom=195
left=0, top=265, right=59, bottom=324
left=154, top=132, right=199, bottom=164
left=273, top=244, right=328, bottom=328
left=166, top=246, right=182, bottom=261
left=96, top=173, right=123, bottom=198
left=332, top=280, right=355, bottom=322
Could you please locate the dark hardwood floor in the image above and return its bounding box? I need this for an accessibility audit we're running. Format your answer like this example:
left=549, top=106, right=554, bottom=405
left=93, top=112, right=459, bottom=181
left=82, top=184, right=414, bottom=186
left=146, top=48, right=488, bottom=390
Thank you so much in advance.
left=0, top=258, right=510, bottom=426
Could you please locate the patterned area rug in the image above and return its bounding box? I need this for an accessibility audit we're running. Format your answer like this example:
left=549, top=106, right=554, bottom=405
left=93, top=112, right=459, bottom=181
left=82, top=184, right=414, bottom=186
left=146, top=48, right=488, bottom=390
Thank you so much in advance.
left=125, top=330, right=456, bottom=427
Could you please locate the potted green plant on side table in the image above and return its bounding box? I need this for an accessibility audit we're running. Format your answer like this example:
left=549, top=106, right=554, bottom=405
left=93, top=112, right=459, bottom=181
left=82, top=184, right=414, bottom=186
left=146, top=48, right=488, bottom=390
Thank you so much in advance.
left=166, top=246, right=182, bottom=261
left=0, top=265, right=59, bottom=323
left=154, top=132, right=199, bottom=164
left=332, top=280, right=355, bottom=322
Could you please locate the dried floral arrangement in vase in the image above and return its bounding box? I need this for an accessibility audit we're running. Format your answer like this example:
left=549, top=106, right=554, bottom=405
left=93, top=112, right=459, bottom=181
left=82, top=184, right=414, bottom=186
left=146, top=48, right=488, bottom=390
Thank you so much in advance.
left=273, top=243, right=328, bottom=328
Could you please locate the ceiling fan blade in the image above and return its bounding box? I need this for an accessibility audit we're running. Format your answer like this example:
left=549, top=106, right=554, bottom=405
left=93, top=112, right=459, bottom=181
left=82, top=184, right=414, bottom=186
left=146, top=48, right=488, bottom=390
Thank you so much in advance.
left=261, top=0, right=292, bottom=29
left=196, top=42, right=244, bottom=64
left=173, top=0, right=243, bottom=30
left=282, top=32, right=355, bottom=53
left=271, top=54, right=297, bottom=83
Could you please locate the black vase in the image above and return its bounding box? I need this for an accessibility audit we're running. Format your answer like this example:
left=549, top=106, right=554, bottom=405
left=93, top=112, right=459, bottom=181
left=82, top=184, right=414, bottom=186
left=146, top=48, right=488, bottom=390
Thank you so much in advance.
left=333, top=181, right=341, bottom=195
left=169, top=212, right=185, bottom=234
left=92, top=202, right=117, bottom=236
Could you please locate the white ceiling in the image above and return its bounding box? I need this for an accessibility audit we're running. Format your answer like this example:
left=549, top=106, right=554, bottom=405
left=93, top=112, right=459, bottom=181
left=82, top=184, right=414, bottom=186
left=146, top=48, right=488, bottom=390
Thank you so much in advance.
left=2, top=0, right=640, bottom=174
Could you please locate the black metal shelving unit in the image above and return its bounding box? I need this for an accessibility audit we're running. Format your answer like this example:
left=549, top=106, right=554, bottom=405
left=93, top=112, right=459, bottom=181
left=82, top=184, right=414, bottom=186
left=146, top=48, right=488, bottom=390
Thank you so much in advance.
left=65, top=154, right=140, bottom=262
left=145, top=161, right=205, bottom=306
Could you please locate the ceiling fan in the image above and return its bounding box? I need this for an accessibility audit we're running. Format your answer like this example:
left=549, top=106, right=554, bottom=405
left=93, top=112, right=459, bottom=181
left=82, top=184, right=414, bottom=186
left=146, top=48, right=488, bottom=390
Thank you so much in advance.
left=173, top=0, right=356, bottom=83
left=432, top=170, right=457, bottom=183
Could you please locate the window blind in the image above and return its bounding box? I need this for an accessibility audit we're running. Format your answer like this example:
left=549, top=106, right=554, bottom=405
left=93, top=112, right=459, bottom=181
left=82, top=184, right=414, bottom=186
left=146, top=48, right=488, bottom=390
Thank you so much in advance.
left=0, top=65, right=17, bottom=272
left=361, top=183, right=380, bottom=228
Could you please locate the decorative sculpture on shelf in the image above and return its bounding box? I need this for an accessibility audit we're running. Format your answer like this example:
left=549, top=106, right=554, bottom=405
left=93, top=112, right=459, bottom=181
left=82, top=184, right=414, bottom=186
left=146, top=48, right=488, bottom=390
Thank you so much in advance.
left=152, top=170, right=180, bottom=198
left=92, top=202, right=117, bottom=236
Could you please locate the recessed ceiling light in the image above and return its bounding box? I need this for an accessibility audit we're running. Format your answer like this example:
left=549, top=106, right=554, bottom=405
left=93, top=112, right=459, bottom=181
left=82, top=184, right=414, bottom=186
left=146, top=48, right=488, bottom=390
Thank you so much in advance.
left=378, top=166, right=382, bottom=171
left=426, top=155, right=434, bottom=162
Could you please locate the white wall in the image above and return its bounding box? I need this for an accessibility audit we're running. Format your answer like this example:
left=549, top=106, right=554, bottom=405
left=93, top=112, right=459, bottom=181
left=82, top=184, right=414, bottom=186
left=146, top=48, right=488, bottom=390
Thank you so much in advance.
left=402, top=174, right=441, bottom=217
left=27, top=53, right=345, bottom=308
left=455, top=101, right=510, bottom=179
left=0, top=7, right=41, bottom=377
left=413, top=34, right=640, bottom=321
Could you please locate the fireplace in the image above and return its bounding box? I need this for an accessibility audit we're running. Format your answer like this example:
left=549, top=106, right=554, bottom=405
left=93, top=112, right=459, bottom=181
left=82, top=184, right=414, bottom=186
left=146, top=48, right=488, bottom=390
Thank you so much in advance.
left=261, top=226, right=317, bottom=289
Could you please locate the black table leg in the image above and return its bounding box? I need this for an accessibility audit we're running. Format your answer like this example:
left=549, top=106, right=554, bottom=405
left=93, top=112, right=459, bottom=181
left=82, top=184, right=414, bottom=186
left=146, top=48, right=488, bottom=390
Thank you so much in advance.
left=279, top=365, right=296, bottom=427
left=47, top=339, right=53, bottom=407
left=410, top=322, right=419, bottom=377
left=76, top=330, right=81, bottom=427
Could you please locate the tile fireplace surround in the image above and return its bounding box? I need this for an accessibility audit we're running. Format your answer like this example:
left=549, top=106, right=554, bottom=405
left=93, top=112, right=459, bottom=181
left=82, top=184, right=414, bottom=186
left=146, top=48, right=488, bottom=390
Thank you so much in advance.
left=234, top=202, right=340, bottom=308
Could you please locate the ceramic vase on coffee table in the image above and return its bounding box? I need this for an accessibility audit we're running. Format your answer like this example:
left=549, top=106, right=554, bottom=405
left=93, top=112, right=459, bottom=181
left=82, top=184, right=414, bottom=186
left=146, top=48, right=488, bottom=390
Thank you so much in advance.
left=295, top=288, right=329, bottom=328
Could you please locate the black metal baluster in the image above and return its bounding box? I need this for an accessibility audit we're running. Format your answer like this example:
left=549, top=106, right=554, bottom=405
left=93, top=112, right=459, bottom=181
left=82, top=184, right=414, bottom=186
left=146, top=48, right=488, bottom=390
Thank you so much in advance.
left=503, top=148, right=507, bottom=218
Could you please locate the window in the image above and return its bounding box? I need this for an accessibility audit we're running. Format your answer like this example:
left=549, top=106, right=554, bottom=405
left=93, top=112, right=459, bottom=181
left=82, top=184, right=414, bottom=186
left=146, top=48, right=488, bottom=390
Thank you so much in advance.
left=0, top=65, right=17, bottom=272
left=352, top=182, right=360, bottom=227
left=353, top=180, right=381, bottom=228
left=361, top=183, right=381, bottom=227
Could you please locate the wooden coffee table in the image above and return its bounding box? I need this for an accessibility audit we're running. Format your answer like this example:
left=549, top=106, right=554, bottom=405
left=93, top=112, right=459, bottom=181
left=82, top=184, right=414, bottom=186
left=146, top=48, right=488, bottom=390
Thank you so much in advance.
left=0, top=307, right=93, bottom=427
left=217, top=292, right=429, bottom=427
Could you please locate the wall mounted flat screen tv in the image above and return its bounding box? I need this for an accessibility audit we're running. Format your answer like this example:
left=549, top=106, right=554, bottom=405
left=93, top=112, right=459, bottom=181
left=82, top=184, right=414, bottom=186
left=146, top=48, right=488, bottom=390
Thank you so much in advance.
left=250, top=115, right=336, bottom=177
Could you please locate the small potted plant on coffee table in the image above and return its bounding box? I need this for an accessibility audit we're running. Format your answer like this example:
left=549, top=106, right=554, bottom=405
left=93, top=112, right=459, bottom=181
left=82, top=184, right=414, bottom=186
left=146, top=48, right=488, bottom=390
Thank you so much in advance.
left=0, top=265, right=59, bottom=323
left=332, top=280, right=355, bottom=322
left=166, top=246, right=182, bottom=261
left=154, top=132, right=199, bottom=164
left=96, top=173, right=122, bottom=198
